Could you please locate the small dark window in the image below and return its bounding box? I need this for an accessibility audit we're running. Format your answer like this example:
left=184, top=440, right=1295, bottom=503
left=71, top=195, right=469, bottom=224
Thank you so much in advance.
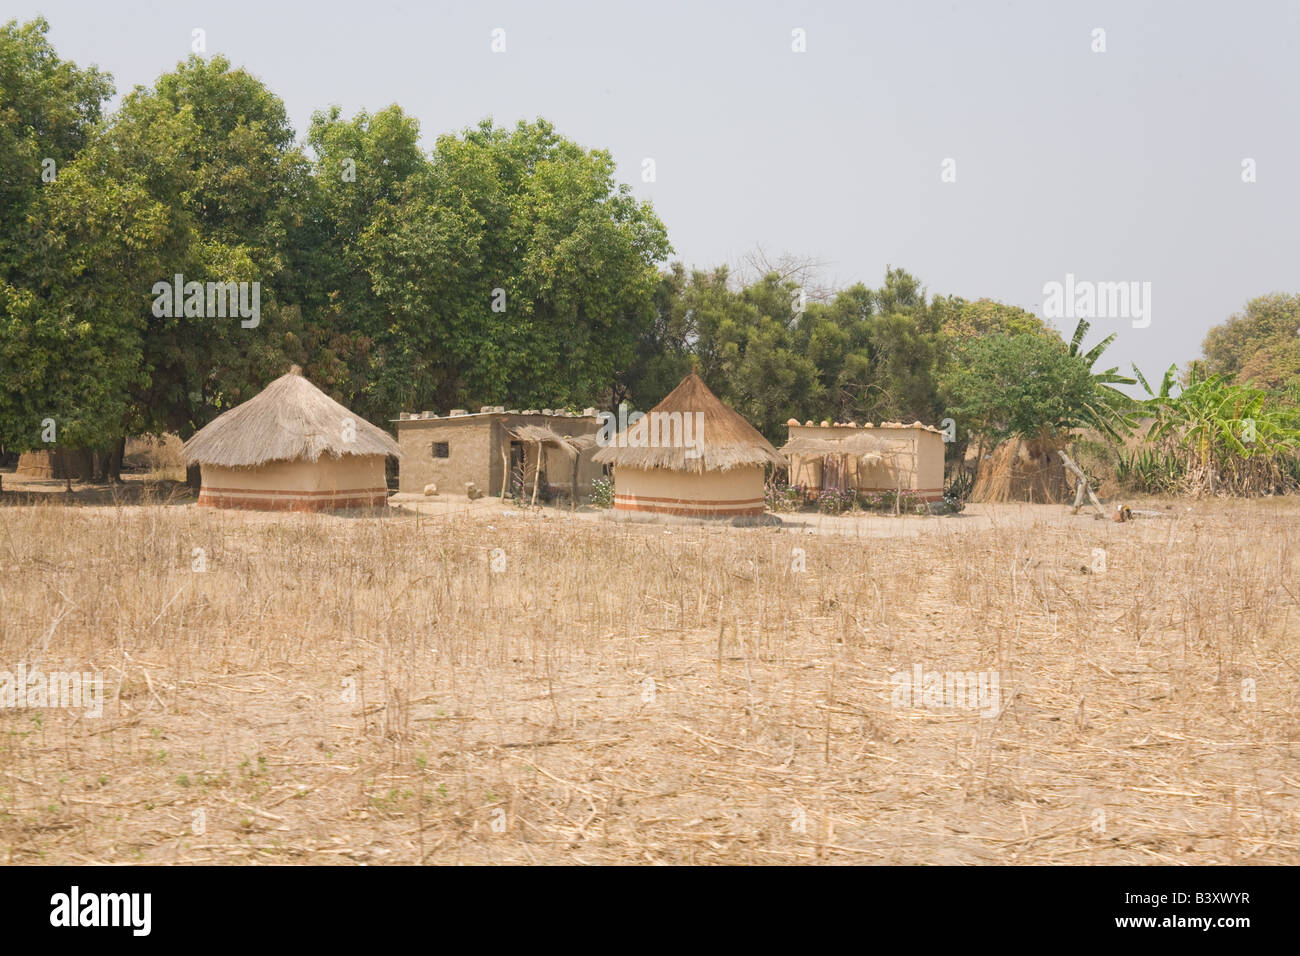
left=433, top=442, right=449, bottom=459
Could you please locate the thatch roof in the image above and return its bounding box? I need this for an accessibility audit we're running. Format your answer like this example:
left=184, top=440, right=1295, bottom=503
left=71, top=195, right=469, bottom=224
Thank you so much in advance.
left=780, top=433, right=890, bottom=463
left=183, top=366, right=401, bottom=467
left=592, top=372, right=784, bottom=472
left=508, top=425, right=595, bottom=459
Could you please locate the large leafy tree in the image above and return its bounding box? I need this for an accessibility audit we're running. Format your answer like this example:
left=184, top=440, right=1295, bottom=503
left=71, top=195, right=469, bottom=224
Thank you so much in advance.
left=361, top=118, right=671, bottom=415
left=0, top=17, right=114, bottom=453
left=0, top=18, right=112, bottom=274
left=794, top=270, right=943, bottom=426
left=132, top=55, right=310, bottom=435
left=294, top=104, right=427, bottom=413
left=14, top=54, right=311, bottom=466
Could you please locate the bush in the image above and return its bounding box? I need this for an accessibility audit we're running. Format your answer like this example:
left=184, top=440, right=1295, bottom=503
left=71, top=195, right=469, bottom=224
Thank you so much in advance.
left=765, top=482, right=807, bottom=513
left=815, top=488, right=857, bottom=515
left=1115, top=447, right=1184, bottom=495
left=588, top=476, right=614, bottom=508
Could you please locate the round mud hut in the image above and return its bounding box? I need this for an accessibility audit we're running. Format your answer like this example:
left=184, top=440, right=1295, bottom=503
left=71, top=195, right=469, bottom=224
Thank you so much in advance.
left=182, top=366, right=400, bottom=512
left=592, top=372, right=784, bottom=518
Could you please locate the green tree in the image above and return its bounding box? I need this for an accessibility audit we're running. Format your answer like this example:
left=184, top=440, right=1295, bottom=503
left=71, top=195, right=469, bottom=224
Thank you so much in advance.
left=362, top=118, right=671, bottom=414
left=1202, top=293, right=1300, bottom=390
left=941, top=333, right=1096, bottom=443
left=296, top=104, right=427, bottom=416
left=15, top=54, right=312, bottom=468
left=0, top=17, right=114, bottom=454
left=0, top=18, right=112, bottom=274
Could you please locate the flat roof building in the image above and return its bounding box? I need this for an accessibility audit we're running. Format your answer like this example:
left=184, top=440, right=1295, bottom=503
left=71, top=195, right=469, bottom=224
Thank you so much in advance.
left=781, top=420, right=945, bottom=503
left=393, top=407, right=603, bottom=500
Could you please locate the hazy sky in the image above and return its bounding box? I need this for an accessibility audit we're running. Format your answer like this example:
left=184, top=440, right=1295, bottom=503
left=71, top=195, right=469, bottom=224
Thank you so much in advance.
left=12, top=0, right=1299, bottom=381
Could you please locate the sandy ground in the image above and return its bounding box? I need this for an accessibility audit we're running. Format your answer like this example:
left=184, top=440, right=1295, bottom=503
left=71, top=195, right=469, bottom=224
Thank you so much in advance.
left=3, top=471, right=1177, bottom=537
left=2, top=473, right=1297, bottom=865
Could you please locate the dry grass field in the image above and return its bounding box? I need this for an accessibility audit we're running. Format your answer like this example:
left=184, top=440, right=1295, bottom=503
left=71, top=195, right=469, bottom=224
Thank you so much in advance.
left=1, top=490, right=1298, bottom=864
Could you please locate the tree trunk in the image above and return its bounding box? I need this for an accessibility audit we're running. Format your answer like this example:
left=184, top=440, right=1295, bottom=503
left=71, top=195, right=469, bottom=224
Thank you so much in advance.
left=105, top=436, right=126, bottom=482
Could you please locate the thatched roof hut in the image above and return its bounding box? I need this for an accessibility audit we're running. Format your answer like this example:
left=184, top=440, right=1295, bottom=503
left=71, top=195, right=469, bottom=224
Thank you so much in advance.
left=592, top=372, right=783, bottom=518
left=183, top=366, right=399, bottom=511
left=593, top=372, right=783, bottom=472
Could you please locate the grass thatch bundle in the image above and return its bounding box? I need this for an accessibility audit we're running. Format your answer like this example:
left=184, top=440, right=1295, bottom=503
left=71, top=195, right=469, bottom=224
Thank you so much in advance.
left=970, top=437, right=1070, bottom=504
left=182, top=366, right=400, bottom=466
left=592, top=372, right=784, bottom=472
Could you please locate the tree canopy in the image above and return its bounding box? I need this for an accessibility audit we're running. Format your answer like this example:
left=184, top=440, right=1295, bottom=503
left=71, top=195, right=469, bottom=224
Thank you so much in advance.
left=1, top=16, right=1294, bottom=499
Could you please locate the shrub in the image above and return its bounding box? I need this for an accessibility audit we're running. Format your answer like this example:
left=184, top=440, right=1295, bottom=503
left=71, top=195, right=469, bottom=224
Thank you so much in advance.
left=944, top=471, right=973, bottom=503
left=765, top=482, right=807, bottom=513
left=588, top=476, right=614, bottom=508
left=815, top=488, right=857, bottom=515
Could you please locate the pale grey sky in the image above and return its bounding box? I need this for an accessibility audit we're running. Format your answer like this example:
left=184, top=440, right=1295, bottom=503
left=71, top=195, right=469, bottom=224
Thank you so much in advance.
left=11, top=0, right=1300, bottom=381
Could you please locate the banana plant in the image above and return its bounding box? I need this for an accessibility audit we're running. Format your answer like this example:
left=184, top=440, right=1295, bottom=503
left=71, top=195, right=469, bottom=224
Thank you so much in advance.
left=1133, top=362, right=1300, bottom=494
left=1067, top=319, right=1138, bottom=441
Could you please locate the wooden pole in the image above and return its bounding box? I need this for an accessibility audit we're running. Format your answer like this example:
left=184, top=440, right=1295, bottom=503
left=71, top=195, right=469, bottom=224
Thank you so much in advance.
left=571, top=453, right=579, bottom=512
left=895, top=450, right=902, bottom=516
left=530, top=441, right=542, bottom=507
left=501, top=443, right=509, bottom=500
left=1058, top=449, right=1106, bottom=518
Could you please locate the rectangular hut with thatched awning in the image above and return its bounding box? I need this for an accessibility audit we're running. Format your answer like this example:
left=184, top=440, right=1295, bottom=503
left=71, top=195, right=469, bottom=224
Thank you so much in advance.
left=782, top=420, right=945, bottom=502
left=506, top=424, right=599, bottom=507
left=592, top=372, right=785, bottom=518
left=182, top=366, right=400, bottom=512
left=392, top=408, right=603, bottom=499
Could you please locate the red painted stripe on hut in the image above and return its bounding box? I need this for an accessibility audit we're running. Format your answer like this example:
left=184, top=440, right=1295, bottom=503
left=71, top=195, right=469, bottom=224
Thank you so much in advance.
left=613, top=493, right=765, bottom=516
left=198, top=487, right=388, bottom=511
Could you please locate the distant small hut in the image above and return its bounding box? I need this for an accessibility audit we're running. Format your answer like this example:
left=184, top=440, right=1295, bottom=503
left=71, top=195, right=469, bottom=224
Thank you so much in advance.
left=182, top=366, right=400, bottom=512
left=592, top=372, right=784, bottom=518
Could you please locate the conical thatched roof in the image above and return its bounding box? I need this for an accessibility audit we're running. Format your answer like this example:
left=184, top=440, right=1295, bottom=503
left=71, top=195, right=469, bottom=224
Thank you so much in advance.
left=592, top=372, right=784, bottom=472
left=183, top=367, right=401, bottom=467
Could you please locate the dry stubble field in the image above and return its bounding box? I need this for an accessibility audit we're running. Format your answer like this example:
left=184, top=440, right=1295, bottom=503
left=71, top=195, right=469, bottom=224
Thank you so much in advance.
left=1, top=494, right=1298, bottom=864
